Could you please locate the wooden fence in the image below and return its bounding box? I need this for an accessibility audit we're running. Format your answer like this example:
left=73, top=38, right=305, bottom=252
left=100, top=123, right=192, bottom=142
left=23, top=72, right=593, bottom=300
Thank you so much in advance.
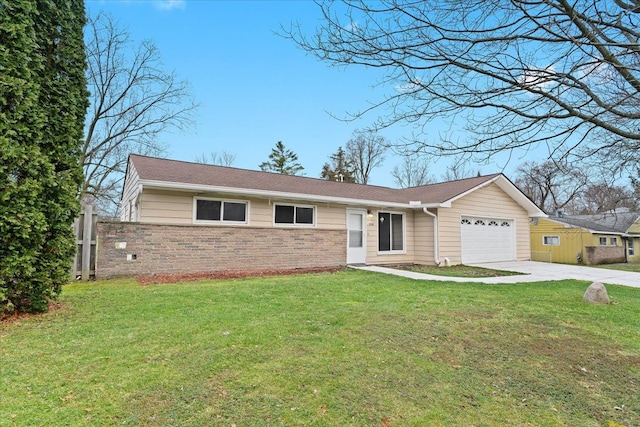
left=72, top=203, right=98, bottom=281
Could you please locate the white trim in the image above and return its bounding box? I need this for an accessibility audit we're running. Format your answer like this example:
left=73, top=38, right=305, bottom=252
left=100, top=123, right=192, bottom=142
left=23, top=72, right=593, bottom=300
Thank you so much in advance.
left=272, top=203, right=317, bottom=228
left=422, top=208, right=440, bottom=265
left=193, top=196, right=250, bottom=225
left=542, top=235, right=560, bottom=246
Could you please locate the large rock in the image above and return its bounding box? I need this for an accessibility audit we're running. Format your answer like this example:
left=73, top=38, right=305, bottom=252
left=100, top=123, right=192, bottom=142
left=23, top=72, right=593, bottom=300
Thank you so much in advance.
left=583, top=282, right=610, bottom=304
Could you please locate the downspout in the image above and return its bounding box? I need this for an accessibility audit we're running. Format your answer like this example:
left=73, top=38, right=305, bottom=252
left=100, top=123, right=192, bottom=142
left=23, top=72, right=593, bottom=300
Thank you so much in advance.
left=423, top=208, right=443, bottom=266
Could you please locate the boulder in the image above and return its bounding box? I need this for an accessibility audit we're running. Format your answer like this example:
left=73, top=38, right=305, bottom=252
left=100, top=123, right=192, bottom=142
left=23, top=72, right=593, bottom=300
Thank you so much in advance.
left=583, top=282, right=610, bottom=304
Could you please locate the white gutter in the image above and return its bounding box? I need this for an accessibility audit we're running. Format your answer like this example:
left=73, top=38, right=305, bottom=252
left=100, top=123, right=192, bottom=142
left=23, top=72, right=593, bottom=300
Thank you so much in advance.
left=139, top=179, right=445, bottom=210
left=422, top=207, right=443, bottom=266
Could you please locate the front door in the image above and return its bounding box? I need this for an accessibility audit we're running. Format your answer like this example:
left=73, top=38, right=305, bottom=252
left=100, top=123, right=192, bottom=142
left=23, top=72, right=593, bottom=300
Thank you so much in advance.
left=347, top=209, right=367, bottom=264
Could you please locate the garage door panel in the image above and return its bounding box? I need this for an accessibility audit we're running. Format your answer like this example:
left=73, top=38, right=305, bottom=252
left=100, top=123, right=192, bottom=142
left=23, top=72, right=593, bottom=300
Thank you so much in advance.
left=461, top=216, right=515, bottom=263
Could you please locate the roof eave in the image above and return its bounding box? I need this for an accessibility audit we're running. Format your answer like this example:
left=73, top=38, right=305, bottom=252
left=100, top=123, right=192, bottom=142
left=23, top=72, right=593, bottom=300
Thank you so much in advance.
left=139, top=179, right=440, bottom=209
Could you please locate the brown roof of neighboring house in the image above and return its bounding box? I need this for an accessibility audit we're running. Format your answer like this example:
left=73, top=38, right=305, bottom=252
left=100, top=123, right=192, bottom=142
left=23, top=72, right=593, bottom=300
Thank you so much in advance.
left=130, top=154, right=503, bottom=205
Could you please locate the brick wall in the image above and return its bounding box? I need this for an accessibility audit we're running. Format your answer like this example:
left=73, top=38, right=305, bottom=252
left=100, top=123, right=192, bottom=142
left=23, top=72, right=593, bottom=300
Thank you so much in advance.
left=584, top=246, right=625, bottom=265
left=96, top=222, right=346, bottom=278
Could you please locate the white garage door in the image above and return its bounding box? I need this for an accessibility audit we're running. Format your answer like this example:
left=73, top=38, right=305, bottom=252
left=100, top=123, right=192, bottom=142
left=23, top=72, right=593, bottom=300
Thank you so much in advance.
left=460, top=217, right=516, bottom=263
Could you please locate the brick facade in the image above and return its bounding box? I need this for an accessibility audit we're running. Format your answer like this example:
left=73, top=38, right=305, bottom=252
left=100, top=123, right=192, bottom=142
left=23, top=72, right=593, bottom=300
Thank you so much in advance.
left=96, top=222, right=346, bottom=278
left=584, top=246, right=625, bottom=265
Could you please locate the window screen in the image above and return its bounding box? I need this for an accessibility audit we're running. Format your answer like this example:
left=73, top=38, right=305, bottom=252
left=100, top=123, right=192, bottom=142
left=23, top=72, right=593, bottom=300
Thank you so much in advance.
left=196, top=200, right=221, bottom=221
left=275, top=205, right=295, bottom=224
left=223, top=202, right=246, bottom=222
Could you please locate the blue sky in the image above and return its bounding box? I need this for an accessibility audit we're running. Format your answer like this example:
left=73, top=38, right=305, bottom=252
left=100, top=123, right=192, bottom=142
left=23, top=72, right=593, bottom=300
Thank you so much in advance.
left=85, top=0, right=520, bottom=187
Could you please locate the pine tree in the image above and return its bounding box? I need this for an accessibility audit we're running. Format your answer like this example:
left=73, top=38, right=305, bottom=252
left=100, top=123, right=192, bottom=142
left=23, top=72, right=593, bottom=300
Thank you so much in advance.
left=321, top=146, right=355, bottom=183
left=259, top=141, right=304, bottom=175
left=0, top=0, right=88, bottom=314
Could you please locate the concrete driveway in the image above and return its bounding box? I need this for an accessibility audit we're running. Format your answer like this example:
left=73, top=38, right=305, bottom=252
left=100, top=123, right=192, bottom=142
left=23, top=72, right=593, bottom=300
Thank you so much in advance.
left=354, top=261, right=640, bottom=288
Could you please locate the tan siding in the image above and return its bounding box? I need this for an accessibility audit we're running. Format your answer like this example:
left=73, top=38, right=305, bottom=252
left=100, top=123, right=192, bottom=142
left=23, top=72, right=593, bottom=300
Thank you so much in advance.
left=120, top=162, right=141, bottom=221
left=139, top=190, right=192, bottom=224
left=438, top=183, right=531, bottom=264
left=137, top=190, right=349, bottom=231
left=248, top=199, right=272, bottom=227
left=413, top=211, right=435, bottom=264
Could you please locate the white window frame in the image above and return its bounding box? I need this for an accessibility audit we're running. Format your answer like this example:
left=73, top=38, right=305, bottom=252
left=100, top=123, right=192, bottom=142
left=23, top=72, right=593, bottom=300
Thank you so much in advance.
left=377, top=211, right=406, bottom=254
left=193, top=197, right=249, bottom=225
left=542, top=235, right=560, bottom=246
left=629, top=239, right=635, bottom=256
left=599, top=236, right=608, bottom=246
left=610, top=237, right=618, bottom=246
left=273, top=203, right=316, bottom=227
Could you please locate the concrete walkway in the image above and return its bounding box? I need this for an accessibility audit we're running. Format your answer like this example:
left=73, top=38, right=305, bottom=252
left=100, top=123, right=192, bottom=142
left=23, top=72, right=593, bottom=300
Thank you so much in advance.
left=353, top=261, right=640, bottom=288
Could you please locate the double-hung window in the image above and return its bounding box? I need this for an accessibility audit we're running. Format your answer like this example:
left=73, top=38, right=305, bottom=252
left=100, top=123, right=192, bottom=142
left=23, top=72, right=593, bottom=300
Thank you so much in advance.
left=378, top=212, right=404, bottom=252
left=629, top=239, right=635, bottom=256
left=274, top=204, right=315, bottom=226
left=194, top=198, right=247, bottom=223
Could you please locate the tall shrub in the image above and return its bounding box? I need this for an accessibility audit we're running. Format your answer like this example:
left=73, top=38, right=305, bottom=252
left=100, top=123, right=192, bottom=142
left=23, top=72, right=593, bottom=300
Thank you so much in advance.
left=0, top=0, right=88, bottom=314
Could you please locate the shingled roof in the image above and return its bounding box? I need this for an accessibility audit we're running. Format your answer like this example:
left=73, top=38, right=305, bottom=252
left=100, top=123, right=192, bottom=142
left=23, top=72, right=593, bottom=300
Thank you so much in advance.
left=549, top=211, right=640, bottom=234
left=128, top=154, right=543, bottom=214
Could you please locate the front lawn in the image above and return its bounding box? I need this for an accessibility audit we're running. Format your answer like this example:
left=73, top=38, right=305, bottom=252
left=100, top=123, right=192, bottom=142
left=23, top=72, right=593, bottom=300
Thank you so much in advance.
left=1, top=271, right=639, bottom=426
left=391, top=263, right=522, bottom=277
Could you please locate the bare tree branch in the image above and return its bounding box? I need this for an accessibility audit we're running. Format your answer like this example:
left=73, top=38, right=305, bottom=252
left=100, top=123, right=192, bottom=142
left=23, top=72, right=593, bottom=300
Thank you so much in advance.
left=286, top=0, right=640, bottom=171
left=391, top=156, right=434, bottom=187
left=513, top=159, right=589, bottom=213
left=194, top=151, right=237, bottom=166
left=83, top=12, right=197, bottom=214
left=346, top=129, right=387, bottom=184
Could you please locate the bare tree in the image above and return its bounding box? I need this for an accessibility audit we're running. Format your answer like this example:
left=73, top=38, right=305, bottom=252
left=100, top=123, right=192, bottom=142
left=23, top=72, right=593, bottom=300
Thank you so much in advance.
left=574, top=182, right=637, bottom=214
left=287, top=1, right=640, bottom=171
left=513, top=160, right=588, bottom=214
left=441, top=157, right=481, bottom=181
left=392, top=156, right=434, bottom=188
left=83, top=12, right=197, bottom=214
left=346, top=130, right=387, bottom=184
left=194, top=151, right=236, bottom=166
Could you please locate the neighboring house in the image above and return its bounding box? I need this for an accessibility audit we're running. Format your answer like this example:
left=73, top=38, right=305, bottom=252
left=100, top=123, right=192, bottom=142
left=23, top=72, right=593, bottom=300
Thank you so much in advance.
left=105, top=154, right=546, bottom=278
left=530, top=210, right=640, bottom=265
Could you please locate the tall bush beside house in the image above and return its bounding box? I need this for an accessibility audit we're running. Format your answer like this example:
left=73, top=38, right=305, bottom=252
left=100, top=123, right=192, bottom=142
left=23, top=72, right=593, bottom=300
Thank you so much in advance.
left=0, top=0, right=88, bottom=314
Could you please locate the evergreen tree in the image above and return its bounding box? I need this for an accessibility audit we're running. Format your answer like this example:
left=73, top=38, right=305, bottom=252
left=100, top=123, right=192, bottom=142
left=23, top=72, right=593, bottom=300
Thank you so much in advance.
left=259, top=141, right=304, bottom=175
left=321, top=146, right=355, bottom=183
left=0, top=0, right=88, bottom=314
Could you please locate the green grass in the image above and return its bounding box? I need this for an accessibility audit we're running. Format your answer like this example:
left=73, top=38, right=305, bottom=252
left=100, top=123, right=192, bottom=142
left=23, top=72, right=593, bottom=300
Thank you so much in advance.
left=395, top=263, right=522, bottom=277
left=593, top=262, right=640, bottom=273
left=1, top=270, right=639, bottom=426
